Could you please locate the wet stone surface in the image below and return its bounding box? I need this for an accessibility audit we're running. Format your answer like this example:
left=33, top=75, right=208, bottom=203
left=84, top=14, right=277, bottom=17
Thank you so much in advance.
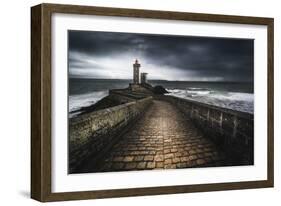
left=87, top=100, right=225, bottom=172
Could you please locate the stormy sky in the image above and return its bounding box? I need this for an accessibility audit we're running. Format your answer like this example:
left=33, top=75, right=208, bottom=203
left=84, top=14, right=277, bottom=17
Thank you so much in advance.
left=68, top=30, right=254, bottom=82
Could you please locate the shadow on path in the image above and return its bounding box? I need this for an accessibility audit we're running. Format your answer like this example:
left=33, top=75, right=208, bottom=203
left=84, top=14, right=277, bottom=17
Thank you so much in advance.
left=85, top=100, right=225, bottom=172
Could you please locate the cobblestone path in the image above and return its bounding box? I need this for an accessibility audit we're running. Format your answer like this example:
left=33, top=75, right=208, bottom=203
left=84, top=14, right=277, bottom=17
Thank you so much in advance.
left=91, top=100, right=225, bottom=172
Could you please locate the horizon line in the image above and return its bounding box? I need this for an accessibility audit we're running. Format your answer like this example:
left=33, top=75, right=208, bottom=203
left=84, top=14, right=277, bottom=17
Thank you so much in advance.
left=69, top=77, right=253, bottom=83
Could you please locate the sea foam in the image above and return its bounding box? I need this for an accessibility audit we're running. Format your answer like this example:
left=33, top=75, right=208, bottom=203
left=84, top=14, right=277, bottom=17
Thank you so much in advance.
left=69, top=90, right=108, bottom=117
left=166, top=88, right=254, bottom=114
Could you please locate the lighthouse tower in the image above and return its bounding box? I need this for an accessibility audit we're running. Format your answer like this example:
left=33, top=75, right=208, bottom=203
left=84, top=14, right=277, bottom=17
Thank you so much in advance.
left=133, top=59, right=141, bottom=84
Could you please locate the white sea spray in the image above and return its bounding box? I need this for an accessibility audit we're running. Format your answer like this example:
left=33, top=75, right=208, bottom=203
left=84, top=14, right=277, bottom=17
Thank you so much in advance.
left=166, top=88, right=254, bottom=114
left=69, top=90, right=108, bottom=117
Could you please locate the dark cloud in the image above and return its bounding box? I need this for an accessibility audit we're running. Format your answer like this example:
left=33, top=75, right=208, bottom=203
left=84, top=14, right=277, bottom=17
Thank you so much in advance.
left=68, top=30, right=254, bottom=82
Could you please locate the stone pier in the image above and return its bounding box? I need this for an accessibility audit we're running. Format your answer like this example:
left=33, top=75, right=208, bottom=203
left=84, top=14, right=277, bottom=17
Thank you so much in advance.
left=79, top=100, right=225, bottom=172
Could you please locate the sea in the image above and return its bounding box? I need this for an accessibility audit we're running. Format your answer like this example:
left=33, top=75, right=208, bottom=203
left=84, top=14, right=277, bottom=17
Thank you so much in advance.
left=69, top=78, right=254, bottom=117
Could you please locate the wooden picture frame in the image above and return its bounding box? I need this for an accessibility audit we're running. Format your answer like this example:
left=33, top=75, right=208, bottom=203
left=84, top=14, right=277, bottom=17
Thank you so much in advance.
left=31, top=3, right=274, bottom=202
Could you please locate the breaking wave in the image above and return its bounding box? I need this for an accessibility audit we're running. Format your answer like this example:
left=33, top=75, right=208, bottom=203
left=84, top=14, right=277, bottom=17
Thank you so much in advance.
left=165, top=88, right=254, bottom=114
left=69, top=90, right=108, bottom=117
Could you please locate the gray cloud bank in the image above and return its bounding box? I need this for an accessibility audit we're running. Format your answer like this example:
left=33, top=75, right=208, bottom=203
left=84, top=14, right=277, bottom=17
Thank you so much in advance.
left=68, top=30, right=254, bottom=82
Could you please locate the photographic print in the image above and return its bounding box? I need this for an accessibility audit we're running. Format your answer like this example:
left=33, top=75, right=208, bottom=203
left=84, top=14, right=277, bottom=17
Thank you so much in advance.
left=68, top=31, right=254, bottom=174
left=31, top=4, right=273, bottom=201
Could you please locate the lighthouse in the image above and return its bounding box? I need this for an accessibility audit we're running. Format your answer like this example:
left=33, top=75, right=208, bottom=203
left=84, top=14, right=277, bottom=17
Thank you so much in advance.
left=129, top=59, right=153, bottom=94
left=133, top=59, right=141, bottom=84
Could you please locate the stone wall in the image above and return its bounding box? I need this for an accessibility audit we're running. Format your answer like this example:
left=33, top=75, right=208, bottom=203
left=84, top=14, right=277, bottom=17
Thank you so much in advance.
left=158, top=95, right=254, bottom=165
left=129, top=83, right=154, bottom=95
left=69, top=96, right=153, bottom=173
left=109, top=89, right=148, bottom=100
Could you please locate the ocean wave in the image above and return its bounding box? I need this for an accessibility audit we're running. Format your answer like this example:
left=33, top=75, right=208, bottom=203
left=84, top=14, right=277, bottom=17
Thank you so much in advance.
left=69, top=90, right=108, bottom=117
left=166, top=88, right=254, bottom=114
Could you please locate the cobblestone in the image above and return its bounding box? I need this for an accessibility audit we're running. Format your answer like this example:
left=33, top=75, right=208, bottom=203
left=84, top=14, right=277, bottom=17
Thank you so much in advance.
left=90, top=100, right=225, bottom=172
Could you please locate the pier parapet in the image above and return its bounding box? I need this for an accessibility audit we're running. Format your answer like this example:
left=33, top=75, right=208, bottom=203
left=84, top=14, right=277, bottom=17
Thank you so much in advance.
left=157, top=95, right=254, bottom=165
left=69, top=96, right=153, bottom=173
